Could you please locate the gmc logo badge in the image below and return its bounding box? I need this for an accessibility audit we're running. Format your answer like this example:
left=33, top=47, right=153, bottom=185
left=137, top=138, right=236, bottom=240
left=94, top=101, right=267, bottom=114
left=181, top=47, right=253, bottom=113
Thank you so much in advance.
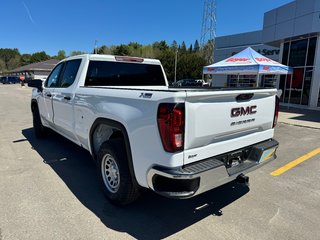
left=231, top=106, right=257, bottom=117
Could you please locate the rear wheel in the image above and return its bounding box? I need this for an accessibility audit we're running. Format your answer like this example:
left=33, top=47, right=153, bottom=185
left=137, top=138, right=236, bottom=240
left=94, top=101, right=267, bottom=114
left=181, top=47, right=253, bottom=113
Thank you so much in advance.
left=32, top=105, right=48, bottom=138
left=97, top=139, right=140, bottom=205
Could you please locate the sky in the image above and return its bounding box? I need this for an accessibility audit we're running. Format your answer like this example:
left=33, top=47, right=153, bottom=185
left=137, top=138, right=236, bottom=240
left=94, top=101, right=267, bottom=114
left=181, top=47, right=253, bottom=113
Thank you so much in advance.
left=0, top=0, right=294, bottom=56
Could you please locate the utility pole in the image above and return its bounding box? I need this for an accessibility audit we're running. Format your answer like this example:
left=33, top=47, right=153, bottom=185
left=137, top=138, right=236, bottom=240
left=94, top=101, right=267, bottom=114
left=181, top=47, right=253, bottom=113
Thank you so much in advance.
left=94, top=40, right=98, bottom=54
left=174, top=49, right=178, bottom=83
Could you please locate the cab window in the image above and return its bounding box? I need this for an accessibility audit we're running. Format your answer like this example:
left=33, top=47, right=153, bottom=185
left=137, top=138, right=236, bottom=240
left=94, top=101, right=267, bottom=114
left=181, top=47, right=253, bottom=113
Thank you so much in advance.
left=45, top=63, right=64, bottom=88
left=59, top=59, right=81, bottom=88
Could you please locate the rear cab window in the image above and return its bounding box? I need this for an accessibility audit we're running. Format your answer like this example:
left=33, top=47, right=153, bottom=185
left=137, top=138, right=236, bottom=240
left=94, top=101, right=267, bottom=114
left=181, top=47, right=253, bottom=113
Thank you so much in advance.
left=85, top=61, right=166, bottom=86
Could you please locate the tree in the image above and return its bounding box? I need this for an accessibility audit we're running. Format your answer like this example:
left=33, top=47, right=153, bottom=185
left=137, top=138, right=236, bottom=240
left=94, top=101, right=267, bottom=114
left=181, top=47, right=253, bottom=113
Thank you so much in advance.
left=112, top=45, right=131, bottom=56
left=188, top=44, right=193, bottom=53
left=180, top=41, right=187, bottom=53
left=30, top=51, right=49, bottom=63
left=194, top=40, right=200, bottom=52
left=128, top=42, right=143, bottom=57
left=97, top=45, right=111, bottom=54
left=21, top=54, right=32, bottom=66
left=152, top=41, right=169, bottom=52
left=0, top=48, right=21, bottom=70
left=7, top=55, right=21, bottom=70
left=157, top=49, right=175, bottom=81
left=56, top=50, right=66, bottom=60
left=70, top=51, right=85, bottom=56
left=0, top=59, right=6, bottom=73
left=171, top=40, right=178, bottom=51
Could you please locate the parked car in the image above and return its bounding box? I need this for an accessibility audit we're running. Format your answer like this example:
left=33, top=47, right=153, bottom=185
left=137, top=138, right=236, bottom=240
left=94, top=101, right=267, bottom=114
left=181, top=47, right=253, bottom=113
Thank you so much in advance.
left=1, top=76, right=20, bottom=84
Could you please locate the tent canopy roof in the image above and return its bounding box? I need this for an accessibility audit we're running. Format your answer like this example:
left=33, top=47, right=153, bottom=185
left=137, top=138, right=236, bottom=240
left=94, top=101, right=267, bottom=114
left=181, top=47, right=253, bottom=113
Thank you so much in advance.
left=203, top=47, right=292, bottom=75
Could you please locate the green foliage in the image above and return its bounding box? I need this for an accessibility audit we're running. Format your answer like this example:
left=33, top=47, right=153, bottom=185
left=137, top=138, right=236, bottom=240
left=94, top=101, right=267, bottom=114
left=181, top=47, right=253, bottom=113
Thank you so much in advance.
left=112, top=44, right=131, bottom=56
left=0, top=49, right=52, bottom=73
left=171, top=40, right=178, bottom=51
left=21, top=54, right=32, bottom=65
left=180, top=41, right=187, bottom=53
left=70, top=51, right=85, bottom=56
left=0, top=39, right=206, bottom=81
left=194, top=40, right=200, bottom=52
left=56, top=50, right=66, bottom=60
left=94, top=40, right=206, bottom=82
left=97, top=45, right=112, bottom=54
left=0, top=59, right=6, bottom=73
left=0, top=48, right=20, bottom=71
left=30, top=51, right=50, bottom=63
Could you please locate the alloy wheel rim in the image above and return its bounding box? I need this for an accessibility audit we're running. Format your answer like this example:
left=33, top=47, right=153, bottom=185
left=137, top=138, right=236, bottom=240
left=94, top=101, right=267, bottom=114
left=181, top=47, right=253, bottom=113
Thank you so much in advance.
left=101, top=154, right=120, bottom=193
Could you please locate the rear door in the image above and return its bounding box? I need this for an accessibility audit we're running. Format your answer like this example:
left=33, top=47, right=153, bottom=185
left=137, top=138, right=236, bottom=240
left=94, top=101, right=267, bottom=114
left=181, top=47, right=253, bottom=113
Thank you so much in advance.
left=183, top=89, right=277, bottom=164
left=38, top=62, right=64, bottom=127
left=52, top=59, right=82, bottom=142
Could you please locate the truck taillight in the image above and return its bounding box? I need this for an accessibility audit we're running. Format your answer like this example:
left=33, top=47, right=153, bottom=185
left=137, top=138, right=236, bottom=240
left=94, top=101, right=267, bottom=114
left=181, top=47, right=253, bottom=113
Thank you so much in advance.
left=157, top=103, right=185, bottom=152
left=273, top=96, right=279, bottom=128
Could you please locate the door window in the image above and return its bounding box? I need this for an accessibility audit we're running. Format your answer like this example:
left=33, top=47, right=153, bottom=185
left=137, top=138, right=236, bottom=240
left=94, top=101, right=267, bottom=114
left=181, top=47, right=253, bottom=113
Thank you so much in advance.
left=59, top=59, right=81, bottom=88
left=45, top=63, right=64, bottom=88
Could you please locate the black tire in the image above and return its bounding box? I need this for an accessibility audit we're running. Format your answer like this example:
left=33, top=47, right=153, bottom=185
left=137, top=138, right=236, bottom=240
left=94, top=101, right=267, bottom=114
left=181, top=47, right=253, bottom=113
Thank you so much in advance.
left=97, top=139, right=140, bottom=205
left=32, top=105, right=48, bottom=138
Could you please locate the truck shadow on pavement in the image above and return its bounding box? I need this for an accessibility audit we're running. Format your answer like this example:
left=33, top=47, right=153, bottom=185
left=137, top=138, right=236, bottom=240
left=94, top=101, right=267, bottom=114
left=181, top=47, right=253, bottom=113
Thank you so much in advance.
left=22, top=128, right=249, bottom=240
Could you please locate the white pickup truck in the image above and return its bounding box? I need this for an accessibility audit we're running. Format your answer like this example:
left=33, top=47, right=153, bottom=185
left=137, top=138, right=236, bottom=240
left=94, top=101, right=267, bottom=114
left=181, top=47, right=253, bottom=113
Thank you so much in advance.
left=29, top=54, right=279, bottom=205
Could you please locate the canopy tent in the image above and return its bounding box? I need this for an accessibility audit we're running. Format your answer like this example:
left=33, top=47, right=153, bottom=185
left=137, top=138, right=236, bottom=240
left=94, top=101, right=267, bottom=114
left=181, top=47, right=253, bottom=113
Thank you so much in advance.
left=203, top=47, right=292, bottom=75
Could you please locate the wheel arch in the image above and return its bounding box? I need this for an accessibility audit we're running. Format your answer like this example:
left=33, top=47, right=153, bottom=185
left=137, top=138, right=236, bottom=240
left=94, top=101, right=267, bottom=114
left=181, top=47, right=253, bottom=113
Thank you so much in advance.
left=89, top=118, right=138, bottom=185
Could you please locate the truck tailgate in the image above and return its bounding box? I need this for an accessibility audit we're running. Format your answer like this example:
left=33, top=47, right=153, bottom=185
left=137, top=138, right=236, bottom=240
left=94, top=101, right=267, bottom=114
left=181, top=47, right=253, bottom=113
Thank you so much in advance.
left=184, top=89, right=277, bottom=165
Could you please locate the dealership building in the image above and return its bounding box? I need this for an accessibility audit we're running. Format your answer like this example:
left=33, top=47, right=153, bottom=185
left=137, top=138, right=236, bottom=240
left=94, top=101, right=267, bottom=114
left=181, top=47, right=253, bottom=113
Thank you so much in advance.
left=213, top=0, right=320, bottom=109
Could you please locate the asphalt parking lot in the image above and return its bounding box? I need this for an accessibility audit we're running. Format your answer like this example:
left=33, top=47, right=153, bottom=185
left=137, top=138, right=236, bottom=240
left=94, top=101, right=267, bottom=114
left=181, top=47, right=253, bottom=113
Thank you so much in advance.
left=0, top=84, right=319, bottom=240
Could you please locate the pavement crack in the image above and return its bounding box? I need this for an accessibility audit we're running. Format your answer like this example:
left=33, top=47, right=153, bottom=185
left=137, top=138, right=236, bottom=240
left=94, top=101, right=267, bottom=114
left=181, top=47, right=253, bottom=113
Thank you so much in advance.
left=269, top=207, right=280, bottom=224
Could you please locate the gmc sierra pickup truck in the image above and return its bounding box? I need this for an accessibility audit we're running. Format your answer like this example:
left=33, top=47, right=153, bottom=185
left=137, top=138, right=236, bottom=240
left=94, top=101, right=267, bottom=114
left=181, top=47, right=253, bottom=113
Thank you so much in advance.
left=29, top=54, right=279, bottom=205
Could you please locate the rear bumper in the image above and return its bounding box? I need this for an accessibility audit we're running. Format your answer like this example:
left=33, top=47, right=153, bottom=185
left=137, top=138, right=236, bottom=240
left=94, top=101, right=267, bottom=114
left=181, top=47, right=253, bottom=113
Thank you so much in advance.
left=147, top=139, right=278, bottom=199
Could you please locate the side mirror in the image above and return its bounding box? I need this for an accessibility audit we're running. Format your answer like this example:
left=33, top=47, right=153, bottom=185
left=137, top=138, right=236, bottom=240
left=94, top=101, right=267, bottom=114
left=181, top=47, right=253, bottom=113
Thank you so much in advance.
left=28, top=79, right=43, bottom=92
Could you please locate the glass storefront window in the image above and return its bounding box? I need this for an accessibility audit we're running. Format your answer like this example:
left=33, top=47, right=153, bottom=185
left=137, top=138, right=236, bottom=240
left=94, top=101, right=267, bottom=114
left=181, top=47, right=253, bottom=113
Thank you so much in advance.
left=227, top=75, right=256, bottom=88
left=279, top=75, right=287, bottom=102
left=289, top=39, right=308, bottom=67
left=307, top=37, right=317, bottom=66
left=281, top=37, right=317, bottom=106
left=282, top=42, right=290, bottom=65
left=261, top=75, right=277, bottom=87
left=318, top=88, right=320, bottom=107
left=287, top=68, right=304, bottom=104
left=301, top=68, right=313, bottom=105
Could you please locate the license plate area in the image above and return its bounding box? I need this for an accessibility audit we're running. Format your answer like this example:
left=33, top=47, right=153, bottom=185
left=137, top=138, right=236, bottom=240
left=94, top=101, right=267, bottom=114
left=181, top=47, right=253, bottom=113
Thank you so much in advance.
left=248, top=140, right=279, bottom=163
left=258, top=148, right=277, bottom=163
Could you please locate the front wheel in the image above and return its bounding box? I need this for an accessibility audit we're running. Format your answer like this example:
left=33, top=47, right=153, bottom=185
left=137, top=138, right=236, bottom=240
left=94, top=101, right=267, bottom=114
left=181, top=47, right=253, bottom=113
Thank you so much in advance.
left=32, top=105, right=48, bottom=138
left=97, top=139, right=140, bottom=205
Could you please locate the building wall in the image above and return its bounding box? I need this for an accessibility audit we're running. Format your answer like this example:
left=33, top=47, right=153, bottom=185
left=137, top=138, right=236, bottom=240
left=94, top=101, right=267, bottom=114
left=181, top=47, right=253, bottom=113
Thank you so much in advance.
left=262, top=0, right=320, bottom=46
left=310, top=34, right=320, bottom=108
left=212, top=0, right=320, bottom=109
left=262, top=0, right=320, bottom=109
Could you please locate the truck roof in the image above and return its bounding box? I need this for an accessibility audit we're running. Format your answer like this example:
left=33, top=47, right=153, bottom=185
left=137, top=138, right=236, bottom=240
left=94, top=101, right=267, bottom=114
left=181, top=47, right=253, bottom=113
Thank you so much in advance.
left=63, top=54, right=161, bottom=65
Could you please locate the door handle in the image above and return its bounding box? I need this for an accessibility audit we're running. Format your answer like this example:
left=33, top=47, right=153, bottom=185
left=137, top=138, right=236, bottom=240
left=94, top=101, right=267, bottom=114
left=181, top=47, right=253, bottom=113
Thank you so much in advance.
left=64, top=96, right=71, bottom=100
left=46, top=93, right=52, bottom=97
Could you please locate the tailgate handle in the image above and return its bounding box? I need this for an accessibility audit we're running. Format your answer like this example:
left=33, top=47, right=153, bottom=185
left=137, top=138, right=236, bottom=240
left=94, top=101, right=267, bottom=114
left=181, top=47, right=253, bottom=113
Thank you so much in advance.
left=236, top=93, right=254, bottom=102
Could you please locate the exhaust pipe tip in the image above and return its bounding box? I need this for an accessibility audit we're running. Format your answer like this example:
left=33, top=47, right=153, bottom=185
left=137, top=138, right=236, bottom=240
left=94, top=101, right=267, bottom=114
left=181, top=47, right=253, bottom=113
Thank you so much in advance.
left=236, top=174, right=250, bottom=186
